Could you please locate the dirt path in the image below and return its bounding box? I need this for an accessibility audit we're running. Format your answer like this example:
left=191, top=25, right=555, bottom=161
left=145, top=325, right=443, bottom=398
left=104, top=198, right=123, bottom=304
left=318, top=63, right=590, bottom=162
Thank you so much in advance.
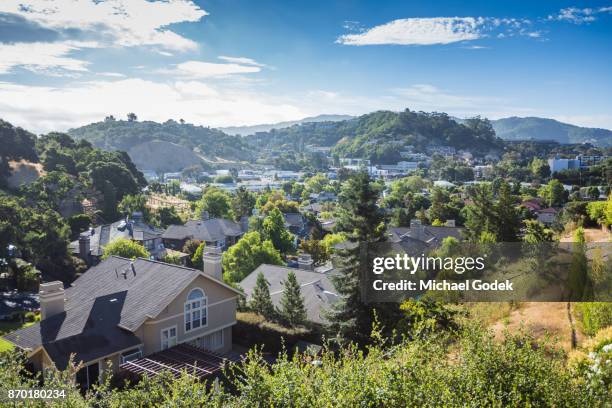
left=490, top=302, right=583, bottom=352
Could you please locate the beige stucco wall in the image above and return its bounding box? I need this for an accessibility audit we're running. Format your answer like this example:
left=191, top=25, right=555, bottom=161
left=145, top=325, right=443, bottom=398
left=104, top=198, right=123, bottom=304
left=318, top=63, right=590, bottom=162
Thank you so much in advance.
left=138, top=274, right=237, bottom=356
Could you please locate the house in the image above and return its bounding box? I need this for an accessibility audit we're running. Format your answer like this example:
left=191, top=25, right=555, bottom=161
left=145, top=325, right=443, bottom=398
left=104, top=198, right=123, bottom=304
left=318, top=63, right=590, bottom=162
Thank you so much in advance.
left=162, top=218, right=246, bottom=252
left=3, top=254, right=241, bottom=389
left=239, top=259, right=338, bottom=325
left=70, top=212, right=165, bottom=265
left=536, top=208, right=558, bottom=225
left=283, top=213, right=308, bottom=237
left=389, top=219, right=463, bottom=249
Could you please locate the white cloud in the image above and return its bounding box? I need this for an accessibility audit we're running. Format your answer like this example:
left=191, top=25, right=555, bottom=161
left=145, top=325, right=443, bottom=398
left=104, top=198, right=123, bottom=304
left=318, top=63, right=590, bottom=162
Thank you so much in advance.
left=0, top=41, right=91, bottom=74
left=0, top=0, right=206, bottom=51
left=337, top=17, right=485, bottom=46
left=337, top=16, right=545, bottom=46
left=218, top=56, right=265, bottom=67
left=0, top=79, right=307, bottom=133
left=171, top=61, right=262, bottom=78
left=549, top=6, right=612, bottom=24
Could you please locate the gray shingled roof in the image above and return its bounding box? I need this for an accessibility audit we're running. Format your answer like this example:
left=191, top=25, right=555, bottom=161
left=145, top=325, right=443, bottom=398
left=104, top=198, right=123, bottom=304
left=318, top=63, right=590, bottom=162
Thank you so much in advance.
left=283, top=213, right=305, bottom=228
left=162, top=218, right=242, bottom=242
left=389, top=226, right=463, bottom=246
left=240, top=264, right=338, bottom=325
left=70, top=219, right=163, bottom=256
left=3, top=257, right=239, bottom=369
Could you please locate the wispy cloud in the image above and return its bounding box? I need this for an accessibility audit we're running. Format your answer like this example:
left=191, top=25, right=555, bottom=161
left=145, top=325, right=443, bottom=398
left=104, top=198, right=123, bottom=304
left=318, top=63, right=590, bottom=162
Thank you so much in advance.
left=0, top=0, right=207, bottom=51
left=0, top=41, right=93, bottom=74
left=218, top=56, right=266, bottom=67
left=548, top=6, right=612, bottom=24
left=337, top=17, right=485, bottom=46
left=169, top=60, right=263, bottom=78
left=0, top=78, right=307, bottom=133
left=337, top=15, right=548, bottom=46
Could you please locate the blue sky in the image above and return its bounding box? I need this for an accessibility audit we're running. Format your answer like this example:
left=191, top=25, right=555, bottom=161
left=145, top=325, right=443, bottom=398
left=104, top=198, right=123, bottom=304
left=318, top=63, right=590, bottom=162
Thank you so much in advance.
left=0, top=0, right=611, bottom=133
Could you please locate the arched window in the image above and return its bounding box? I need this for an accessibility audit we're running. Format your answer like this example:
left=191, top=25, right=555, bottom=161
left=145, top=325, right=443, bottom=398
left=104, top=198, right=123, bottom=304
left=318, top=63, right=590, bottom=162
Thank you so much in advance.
left=184, top=288, right=207, bottom=332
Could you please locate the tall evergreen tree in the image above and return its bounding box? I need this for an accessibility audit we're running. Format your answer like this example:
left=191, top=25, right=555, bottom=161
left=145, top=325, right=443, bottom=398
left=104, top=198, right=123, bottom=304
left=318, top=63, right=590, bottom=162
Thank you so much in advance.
left=250, top=271, right=275, bottom=319
left=494, top=181, right=521, bottom=242
left=326, top=172, right=393, bottom=343
left=279, top=271, right=307, bottom=326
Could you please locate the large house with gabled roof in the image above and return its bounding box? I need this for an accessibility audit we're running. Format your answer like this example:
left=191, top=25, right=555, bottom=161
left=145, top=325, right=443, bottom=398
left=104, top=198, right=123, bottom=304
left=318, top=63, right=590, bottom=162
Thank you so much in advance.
left=3, top=254, right=241, bottom=389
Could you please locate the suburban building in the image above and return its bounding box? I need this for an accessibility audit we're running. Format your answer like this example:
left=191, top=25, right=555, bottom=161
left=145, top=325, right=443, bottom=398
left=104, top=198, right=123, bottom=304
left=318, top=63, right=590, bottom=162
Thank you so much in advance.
left=283, top=213, right=308, bottom=238
left=3, top=255, right=241, bottom=389
left=162, top=218, right=246, bottom=252
left=70, top=212, right=165, bottom=265
left=240, top=258, right=338, bottom=325
left=536, top=208, right=559, bottom=225
left=389, top=219, right=463, bottom=249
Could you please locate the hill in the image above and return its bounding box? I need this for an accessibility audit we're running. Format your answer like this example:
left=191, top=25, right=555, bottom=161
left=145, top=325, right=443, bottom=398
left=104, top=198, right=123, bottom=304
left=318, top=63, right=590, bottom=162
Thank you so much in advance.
left=246, top=109, right=503, bottom=164
left=127, top=140, right=204, bottom=173
left=220, top=114, right=354, bottom=136
left=68, top=119, right=254, bottom=170
left=490, top=117, right=612, bottom=146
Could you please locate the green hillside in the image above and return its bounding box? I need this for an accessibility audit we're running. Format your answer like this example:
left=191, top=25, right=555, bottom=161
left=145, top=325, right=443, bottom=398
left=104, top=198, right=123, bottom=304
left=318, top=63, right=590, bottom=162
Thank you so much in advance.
left=246, top=109, right=504, bottom=164
left=68, top=119, right=254, bottom=164
left=491, top=117, right=612, bottom=146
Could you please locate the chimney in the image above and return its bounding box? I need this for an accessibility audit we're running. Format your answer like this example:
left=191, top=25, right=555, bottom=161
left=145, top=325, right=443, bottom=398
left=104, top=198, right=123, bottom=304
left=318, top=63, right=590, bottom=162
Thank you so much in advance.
left=202, top=252, right=223, bottom=280
left=239, top=215, right=249, bottom=233
left=132, top=211, right=143, bottom=223
left=78, top=234, right=91, bottom=263
left=39, top=281, right=65, bottom=319
left=298, top=254, right=314, bottom=270
left=409, top=219, right=424, bottom=241
left=445, top=219, right=456, bottom=227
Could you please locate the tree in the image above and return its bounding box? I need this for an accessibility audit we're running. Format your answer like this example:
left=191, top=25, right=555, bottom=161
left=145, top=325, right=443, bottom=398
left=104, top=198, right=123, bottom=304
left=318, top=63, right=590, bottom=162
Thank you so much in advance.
left=250, top=271, right=275, bottom=319
left=299, top=239, right=328, bottom=266
left=231, top=187, right=256, bottom=221
left=327, top=172, right=392, bottom=343
left=568, top=228, right=590, bottom=301
left=279, top=271, right=307, bottom=326
left=222, top=231, right=283, bottom=283
left=540, top=179, right=566, bottom=207
left=262, top=208, right=294, bottom=254
left=586, top=201, right=608, bottom=226
left=118, top=194, right=149, bottom=220
left=494, top=181, right=521, bottom=242
left=102, top=238, right=150, bottom=260
left=155, top=206, right=182, bottom=228
left=191, top=242, right=206, bottom=269
left=127, top=112, right=138, bottom=122
left=196, top=188, right=232, bottom=219
left=530, top=158, right=550, bottom=180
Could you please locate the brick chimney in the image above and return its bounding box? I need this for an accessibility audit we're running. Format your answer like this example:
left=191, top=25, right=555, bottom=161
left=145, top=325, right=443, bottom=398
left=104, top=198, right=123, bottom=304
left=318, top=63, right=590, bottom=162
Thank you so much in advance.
left=202, top=252, right=223, bottom=280
left=39, top=281, right=65, bottom=319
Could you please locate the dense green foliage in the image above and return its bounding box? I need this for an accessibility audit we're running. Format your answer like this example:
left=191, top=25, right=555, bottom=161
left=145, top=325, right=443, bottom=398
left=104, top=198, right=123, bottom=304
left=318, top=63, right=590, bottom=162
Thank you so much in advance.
left=250, top=271, right=275, bottom=319
left=222, top=231, right=284, bottom=283
left=576, top=303, right=612, bottom=336
left=68, top=118, right=253, bottom=161
left=102, top=238, right=150, bottom=260
left=1, top=324, right=609, bottom=407
left=278, top=271, right=307, bottom=326
left=246, top=110, right=503, bottom=164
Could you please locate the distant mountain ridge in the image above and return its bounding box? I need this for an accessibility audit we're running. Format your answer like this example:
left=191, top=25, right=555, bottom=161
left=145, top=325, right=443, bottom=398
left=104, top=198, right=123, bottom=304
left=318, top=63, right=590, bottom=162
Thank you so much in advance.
left=220, top=114, right=354, bottom=136
left=489, top=117, right=612, bottom=146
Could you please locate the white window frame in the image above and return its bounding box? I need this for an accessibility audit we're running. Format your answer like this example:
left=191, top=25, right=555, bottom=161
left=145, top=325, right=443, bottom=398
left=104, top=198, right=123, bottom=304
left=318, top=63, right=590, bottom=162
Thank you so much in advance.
left=184, top=288, right=208, bottom=333
left=160, top=325, right=177, bottom=350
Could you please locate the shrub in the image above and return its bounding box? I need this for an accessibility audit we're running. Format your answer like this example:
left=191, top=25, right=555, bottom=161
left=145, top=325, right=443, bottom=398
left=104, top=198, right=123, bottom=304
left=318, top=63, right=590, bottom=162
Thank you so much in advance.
left=575, top=302, right=612, bottom=336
